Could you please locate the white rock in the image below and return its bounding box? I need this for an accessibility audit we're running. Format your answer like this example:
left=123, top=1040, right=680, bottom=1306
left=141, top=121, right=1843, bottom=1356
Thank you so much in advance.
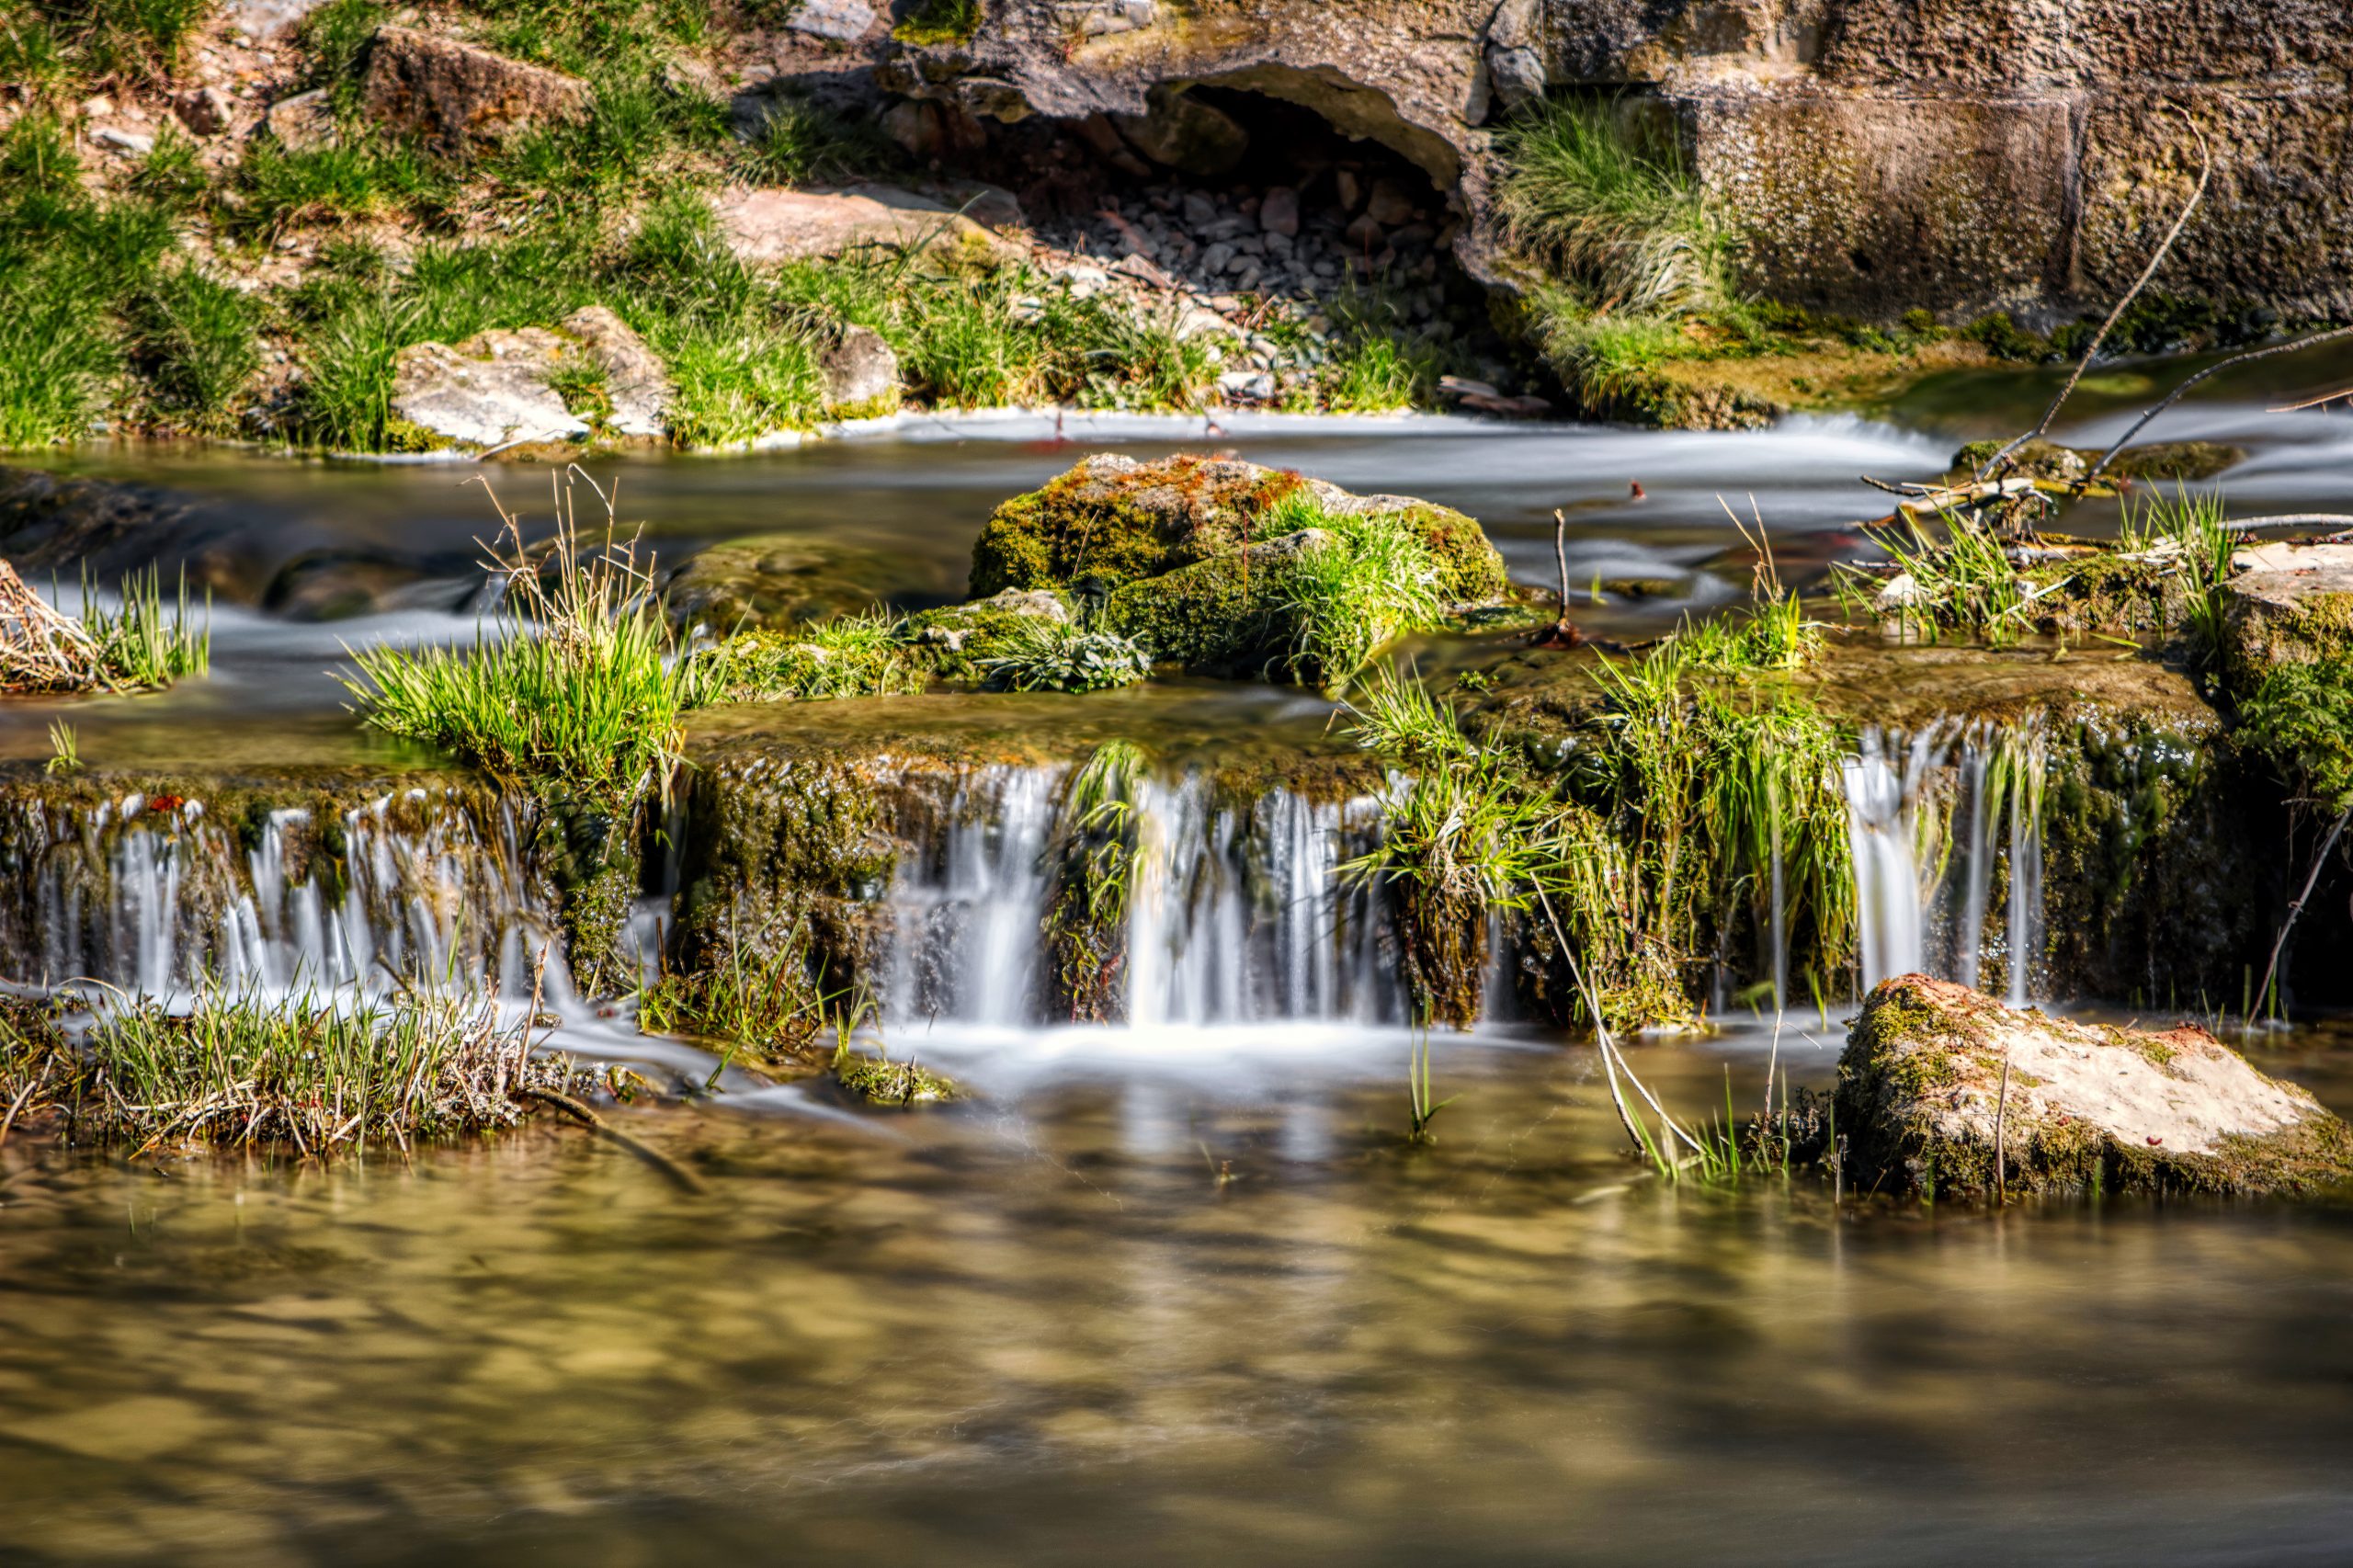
left=91, top=127, right=153, bottom=155
left=786, top=0, right=876, bottom=41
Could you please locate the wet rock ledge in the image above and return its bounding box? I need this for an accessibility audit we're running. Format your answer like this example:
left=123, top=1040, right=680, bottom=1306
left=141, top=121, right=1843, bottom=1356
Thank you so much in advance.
left=1836, top=976, right=2353, bottom=1199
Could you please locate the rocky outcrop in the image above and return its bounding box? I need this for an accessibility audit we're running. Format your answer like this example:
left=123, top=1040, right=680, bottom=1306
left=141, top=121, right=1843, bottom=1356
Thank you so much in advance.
left=388, top=308, right=673, bottom=449
left=1836, top=975, right=2353, bottom=1198
left=881, top=0, right=2353, bottom=321
left=358, top=27, right=591, bottom=152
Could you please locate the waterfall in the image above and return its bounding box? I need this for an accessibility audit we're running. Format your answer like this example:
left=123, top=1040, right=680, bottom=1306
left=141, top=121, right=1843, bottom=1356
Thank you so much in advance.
left=881, top=765, right=1062, bottom=1028
left=870, top=765, right=1396, bottom=1032
left=1843, top=730, right=1930, bottom=990
left=1, top=788, right=573, bottom=1006
left=1841, top=721, right=2048, bottom=1001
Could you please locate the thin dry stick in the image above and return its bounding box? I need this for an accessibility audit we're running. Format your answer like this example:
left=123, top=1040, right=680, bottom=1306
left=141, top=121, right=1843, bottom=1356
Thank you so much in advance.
left=1554, top=506, right=1572, bottom=614
left=2080, top=324, right=2353, bottom=486
left=0, top=1062, right=51, bottom=1150
left=2249, top=806, right=2349, bottom=1026
left=1993, top=1054, right=2011, bottom=1198
left=1975, top=119, right=2213, bottom=483
left=2268, top=384, right=2353, bottom=414
left=1536, top=888, right=1707, bottom=1159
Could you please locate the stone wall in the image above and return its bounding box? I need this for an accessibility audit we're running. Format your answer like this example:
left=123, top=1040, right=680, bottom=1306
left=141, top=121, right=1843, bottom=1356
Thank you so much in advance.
left=882, top=0, right=2353, bottom=321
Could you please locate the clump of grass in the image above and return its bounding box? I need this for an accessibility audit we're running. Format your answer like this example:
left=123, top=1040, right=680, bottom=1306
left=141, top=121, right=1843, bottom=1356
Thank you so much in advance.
left=2117, top=485, right=2234, bottom=663
left=225, top=135, right=452, bottom=238
left=0, top=987, right=588, bottom=1153
left=44, top=720, right=79, bottom=775
left=1255, top=495, right=1449, bottom=687
left=978, top=617, right=1150, bottom=693
left=131, top=264, right=264, bottom=431
left=1403, top=1028, right=1456, bottom=1143
left=1496, top=97, right=1753, bottom=415
left=736, top=95, right=896, bottom=187
left=1833, top=507, right=2042, bottom=646
left=1320, top=286, right=1440, bottom=411
left=638, top=908, right=834, bottom=1065
left=684, top=609, right=926, bottom=704
left=80, top=565, right=211, bottom=687
left=340, top=474, right=687, bottom=809
left=1498, top=98, right=1737, bottom=317
left=1044, top=740, right=1145, bottom=1021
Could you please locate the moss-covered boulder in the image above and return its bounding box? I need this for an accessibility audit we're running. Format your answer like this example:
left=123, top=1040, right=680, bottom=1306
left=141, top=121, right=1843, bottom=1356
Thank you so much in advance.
left=1836, top=975, right=2353, bottom=1199
left=968, top=453, right=1510, bottom=686
left=1948, top=438, right=2245, bottom=485
left=968, top=452, right=1508, bottom=604
left=904, top=587, right=1073, bottom=679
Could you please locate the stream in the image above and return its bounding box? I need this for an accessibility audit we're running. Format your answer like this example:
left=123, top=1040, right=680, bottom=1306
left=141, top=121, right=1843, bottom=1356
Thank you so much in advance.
left=4, top=360, right=2353, bottom=1564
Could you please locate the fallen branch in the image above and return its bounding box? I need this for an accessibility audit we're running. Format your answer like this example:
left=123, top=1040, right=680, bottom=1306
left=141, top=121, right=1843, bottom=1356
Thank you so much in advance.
left=2248, top=806, right=2349, bottom=1027
left=2079, top=324, right=2353, bottom=488
left=517, top=1084, right=708, bottom=1194
left=1976, top=118, right=2213, bottom=483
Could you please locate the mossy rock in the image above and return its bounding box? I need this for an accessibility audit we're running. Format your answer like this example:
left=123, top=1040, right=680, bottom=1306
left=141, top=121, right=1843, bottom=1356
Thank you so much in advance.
left=658, top=535, right=915, bottom=635
left=835, top=1052, right=960, bottom=1105
left=2221, top=542, right=2353, bottom=692
left=1836, top=975, right=2353, bottom=1199
left=966, top=452, right=1506, bottom=605
left=904, top=587, right=1073, bottom=680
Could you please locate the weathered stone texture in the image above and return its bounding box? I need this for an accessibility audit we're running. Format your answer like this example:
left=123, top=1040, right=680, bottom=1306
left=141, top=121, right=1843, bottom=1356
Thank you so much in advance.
left=1690, top=89, right=2075, bottom=316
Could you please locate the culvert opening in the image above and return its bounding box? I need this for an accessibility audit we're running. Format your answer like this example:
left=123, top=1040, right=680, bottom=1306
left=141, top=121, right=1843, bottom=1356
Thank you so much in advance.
left=938, top=85, right=1543, bottom=408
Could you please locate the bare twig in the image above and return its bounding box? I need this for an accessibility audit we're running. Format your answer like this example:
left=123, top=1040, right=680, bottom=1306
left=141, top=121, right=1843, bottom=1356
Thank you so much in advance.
left=1993, top=1054, right=2010, bottom=1198
left=517, top=1085, right=708, bottom=1193
left=2268, top=385, right=2353, bottom=414
left=2249, top=807, right=2350, bottom=1026
left=1976, top=119, right=2213, bottom=483
left=2080, top=324, right=2353, bottom=487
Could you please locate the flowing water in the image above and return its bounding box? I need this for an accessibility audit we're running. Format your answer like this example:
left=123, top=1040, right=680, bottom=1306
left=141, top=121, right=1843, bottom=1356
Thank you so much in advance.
left=6, top=371, right=2353, bottom=1562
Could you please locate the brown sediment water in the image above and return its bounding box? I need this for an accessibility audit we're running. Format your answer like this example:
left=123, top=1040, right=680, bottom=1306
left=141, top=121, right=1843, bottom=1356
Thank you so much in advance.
left=1, top=1019, right=2349, bottom=1566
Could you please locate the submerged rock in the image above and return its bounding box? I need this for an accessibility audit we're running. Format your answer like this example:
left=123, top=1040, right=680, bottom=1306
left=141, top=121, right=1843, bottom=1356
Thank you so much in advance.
left=359, top=27, right=591, bottom=152
left=658, top=535, right=909, bottom=635
left=1837, top=976, right=2353, bottom=1199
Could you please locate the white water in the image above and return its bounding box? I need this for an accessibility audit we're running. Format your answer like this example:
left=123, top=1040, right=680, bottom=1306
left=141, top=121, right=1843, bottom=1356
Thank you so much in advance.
left=1841, top=723, right=2048, bottom=999
left=882, top=765, right=1063, bottom=1028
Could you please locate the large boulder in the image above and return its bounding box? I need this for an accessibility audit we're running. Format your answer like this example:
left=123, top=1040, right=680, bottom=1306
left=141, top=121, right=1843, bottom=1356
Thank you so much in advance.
left=388, top=308, right=672, bottom=450
left=359, top=27, right=591, bottom=152
left=1836, top=975, right=2353, bottom=1199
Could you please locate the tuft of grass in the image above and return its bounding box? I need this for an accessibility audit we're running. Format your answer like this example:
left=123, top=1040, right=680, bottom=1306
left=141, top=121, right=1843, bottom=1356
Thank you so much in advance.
left=0, top=987, right=587, bottom=1153
left=1044, top=740, right=1146, bottom=1021
left=1256, top=495, right=1449, bottom=687
left=835, top=1048, right=959, bottom=1105
left=1498, top=97, right=1738, bottom=311
left=2117, top=485, right=2234, bottom=663
left=44, top=720, right=79, bottom=775
left=684, top=609, right=925, bottom=704
left=131, top=264, right=263, bottom=430
left=340, top=474, right=688, bottom=809
left=225, top=135, right=451, bottom=238
left=638, top=907, right=834, bottom=1065
left=978, top=616, right=1150, bottom=693
left=735, top=95, right=896, bottom=187
left=1833, top=507, right=2041, bottom=646
left=1321, top=284, right=1439, bottom=412
left=80, top=565, right=211, bottom=688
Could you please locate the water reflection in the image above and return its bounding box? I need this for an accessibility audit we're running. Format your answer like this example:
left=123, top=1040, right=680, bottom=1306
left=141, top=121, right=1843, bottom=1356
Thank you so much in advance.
left=3, top=1025, right=2349, bottom=1566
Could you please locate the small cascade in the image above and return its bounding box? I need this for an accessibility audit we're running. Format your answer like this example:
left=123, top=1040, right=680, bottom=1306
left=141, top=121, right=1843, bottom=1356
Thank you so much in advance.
left=1841, top=721, right=2049, bottom=1000
left=881, top=766, right=1063, bottom=1028
left=1124, top=777, right=1393, bottom=1028
left=0, top=788, right=574, bottom=1006
left=1842, top=730, right=1932, bottom=990
left=869, top=765, right=1397, bottom=1032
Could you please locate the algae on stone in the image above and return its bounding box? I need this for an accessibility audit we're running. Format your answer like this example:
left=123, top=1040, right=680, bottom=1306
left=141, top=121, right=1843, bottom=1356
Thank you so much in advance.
left=1836, top=974, right=2353, bottom=1199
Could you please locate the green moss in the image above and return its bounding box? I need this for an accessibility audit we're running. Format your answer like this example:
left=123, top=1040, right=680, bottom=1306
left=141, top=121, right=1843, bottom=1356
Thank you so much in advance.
left=835, top=1051, right=959, bottom=1104
left=967, top=455, right=1300, bottom=598
left=1102, top=547, right=1288, bottom=677
left=535, top=798, right=641, bottom=1001
left=904, top=594, right=1075, bottom=680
